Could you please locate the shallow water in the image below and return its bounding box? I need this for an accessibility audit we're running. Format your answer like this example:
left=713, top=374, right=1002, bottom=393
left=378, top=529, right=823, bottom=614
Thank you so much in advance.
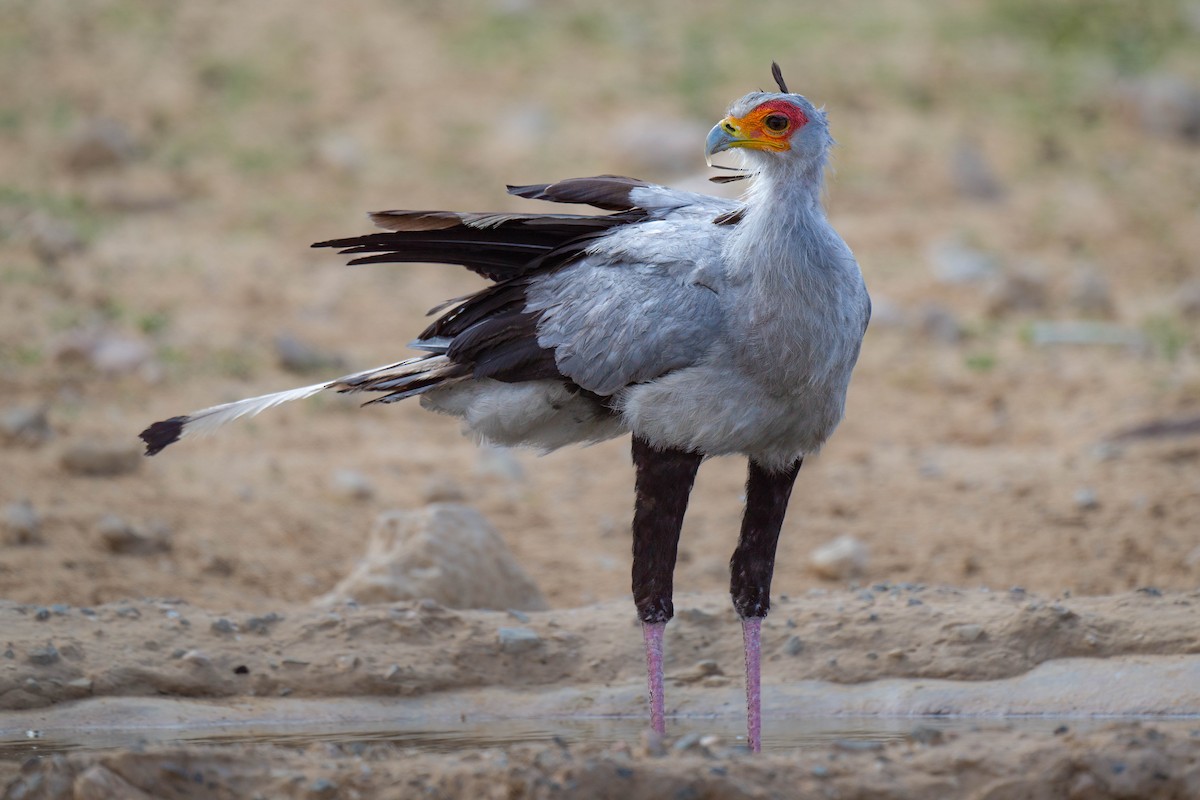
left=3, top=713, right=1197, bottom=760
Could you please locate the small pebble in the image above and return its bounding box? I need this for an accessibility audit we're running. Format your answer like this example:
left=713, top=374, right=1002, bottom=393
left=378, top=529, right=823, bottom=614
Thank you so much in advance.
left=63, top=118, right=139, bottom=172
left=809, top=535, right=869, bottom=580
left=955, top=624, right=984, bottom=642
left=211, top=618, right=237, bottom=635
left=4, top=500, right=41, bottom=544
left=330, top=469, right=374, bottom=502
left=783, top=636, right=805, bottom=656
left=497, top=626, right=541, bottom=654
left=96, top=514, right=170, bottom=555
left=27, top=646, right=60, bottom=666
left=1073, top=488, right=1100, bottom=511
left=0, top=407, right=51, bottom=446
left=275, top=333, right=346, bottom=375
left=60, top=440, right=141, bottom=477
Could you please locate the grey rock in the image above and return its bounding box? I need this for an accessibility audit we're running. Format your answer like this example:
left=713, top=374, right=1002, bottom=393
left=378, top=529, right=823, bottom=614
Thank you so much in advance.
left=1, top=406, right=51, bottom=447
left=27, top=646, right=60, bottom=666
left=1068, top=266, right=1116, bottom=318
left=244, top=613, right=281, bottom=634
left=810, top=535, right=869, bottom=580
left=329, top=469, right=375, bottom=501
left=1030, top=321, right=1147, bottom=349
left=315, top=504, right=547, bottom=611
left=955, top=624, right=985, bottom=642
left=421, top=474, right=467, bottom=504
left=96, top=514, right=170, bottom=555
left=783, top=635, right=805, bottom=656
left=63, top=118, right=139, bottom=173
left=1174, top=280, right=1200, bottom=320
left=211, top=618, right=237, bottom=635
left=314, top=133, right=364, bottom=175
left=1074, top=487, right=1100, bottom=511
left=5, top=500, right=41, bottom=544
left=53, top=328, right=155, bottom=376
left=985, top=270, right=1049, bottom=317
left=60, top=440, right=141, bottom=477
left=24, top=212, right=84, bottom=266
left=915, top=304, right=965, bottom=344
left=1122, top=73, right=1200, bottom=143
left=929, top=237, right=999, bottom=285
left=951, top=138, right=1004, bottom=201
left=275, top=333, right=346, bottom=375
left=497, top=626, right=541, bottom=654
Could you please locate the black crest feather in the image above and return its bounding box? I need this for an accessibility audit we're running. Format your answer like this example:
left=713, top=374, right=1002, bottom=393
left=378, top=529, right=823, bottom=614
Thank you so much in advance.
left=771, top=62, right=789, bottom=94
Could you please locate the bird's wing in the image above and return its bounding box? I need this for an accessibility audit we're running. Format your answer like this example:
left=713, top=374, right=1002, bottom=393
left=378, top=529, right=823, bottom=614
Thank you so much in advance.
left=524, top=213, right=731, bottom=396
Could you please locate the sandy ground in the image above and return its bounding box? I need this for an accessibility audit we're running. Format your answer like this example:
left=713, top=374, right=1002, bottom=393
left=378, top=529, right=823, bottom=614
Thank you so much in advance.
left=2, top=1, right=1200, bottom=797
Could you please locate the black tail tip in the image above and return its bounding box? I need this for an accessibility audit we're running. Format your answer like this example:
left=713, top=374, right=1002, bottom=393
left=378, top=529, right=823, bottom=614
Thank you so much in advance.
left=140, top=416, right=187, bottom=456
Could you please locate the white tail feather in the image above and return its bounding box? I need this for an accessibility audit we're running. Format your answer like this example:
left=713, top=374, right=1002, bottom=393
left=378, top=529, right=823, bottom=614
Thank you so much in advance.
left=175, top=356, right=444, bottom=443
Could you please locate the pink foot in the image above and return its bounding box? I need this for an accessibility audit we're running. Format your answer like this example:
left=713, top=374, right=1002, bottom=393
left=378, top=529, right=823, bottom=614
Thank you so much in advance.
left=742, top=617, right=762, bottom=752
left=642, top=621, right=667, bottom=735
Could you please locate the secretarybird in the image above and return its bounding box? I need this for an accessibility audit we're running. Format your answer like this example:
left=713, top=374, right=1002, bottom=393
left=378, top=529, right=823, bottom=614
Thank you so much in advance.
left=140, top=64, right=871, bottom=751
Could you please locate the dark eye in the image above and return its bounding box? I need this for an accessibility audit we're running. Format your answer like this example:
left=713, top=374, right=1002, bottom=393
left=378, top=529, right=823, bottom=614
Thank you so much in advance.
left=764, top=114, right=790, bottom=132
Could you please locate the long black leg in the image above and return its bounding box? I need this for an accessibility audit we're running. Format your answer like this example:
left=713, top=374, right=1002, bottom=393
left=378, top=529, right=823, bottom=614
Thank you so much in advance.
left=630, top=435, right=703, bottom=736
left=731, top=456, right=803, bottom=752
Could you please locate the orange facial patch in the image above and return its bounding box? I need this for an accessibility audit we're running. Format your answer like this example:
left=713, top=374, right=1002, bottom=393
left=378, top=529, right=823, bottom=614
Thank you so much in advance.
left=727, top=101, right=808, bottom=151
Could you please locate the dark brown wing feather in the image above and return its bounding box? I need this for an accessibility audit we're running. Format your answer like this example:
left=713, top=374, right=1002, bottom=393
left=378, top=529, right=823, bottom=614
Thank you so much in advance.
left=311, top=182, right=653, bottom=389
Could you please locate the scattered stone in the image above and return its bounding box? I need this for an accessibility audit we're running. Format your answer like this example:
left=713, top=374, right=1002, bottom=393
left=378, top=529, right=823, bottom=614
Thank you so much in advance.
left=928, top=236, right=1000, bottom=285
left=954, top=624, right=985, bottom=643
left=783, top=636, right=805, bottom=656
left=497, top=626, right=541, bottom=654
left=422, top=474, right=467, bottom=504
left=1119, top=73, right=1200, bottom=143
left=275, top=333, right=347, bottom=375
left=315, top=504, right=547, bottom=611
left=0, top=406, right=51, bottom=447
left=244, top=613, right=281, bottom=634
left=809, top=535, right=869, bottom=580
left=1068, top=266, right=1116, bottom=318
left=27, top=646, right=60, bottom=666
left=63, top=118, right=139, bottom=173
left=52, top=327, right=156, bottom=376
left=60, top=440, right=141, bottom=477
left=1029, top=321, right=1147, bottom=350
left=96, top=514, right=170, bottom=555
left=915, top=304, right=965, bottom=344
left=329, top=469, right=375, bottom=501
left=308, top=777, right=339, bottom=799
left=22, top=210, right=85, bottom=267
left=5, top=499, right=41, bottom=544
left=951, top=138, right=1004, bottom=201
left=506, top=609, right=531, bottom=623
left=211, top=618, right=237, bottom=635
left=1074, top=488, right=1100, bottom=511
left=984, top=270, right=1049, bottom=317
left=335, top=655, right=361, bottom=672
left=1174, top=280, right=1200, bottom=320
left=314, top=133, right=364, bottom=175
left=181, top=650, right=212, bottom=668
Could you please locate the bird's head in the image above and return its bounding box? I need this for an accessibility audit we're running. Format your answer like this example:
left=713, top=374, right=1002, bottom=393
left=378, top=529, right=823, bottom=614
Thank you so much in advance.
left=705, top=64, right=832, bottom=174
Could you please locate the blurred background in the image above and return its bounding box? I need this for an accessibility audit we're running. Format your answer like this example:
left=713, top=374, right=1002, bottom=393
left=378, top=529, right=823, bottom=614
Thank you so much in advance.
left=1, top=0, right=1198, bottom=611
